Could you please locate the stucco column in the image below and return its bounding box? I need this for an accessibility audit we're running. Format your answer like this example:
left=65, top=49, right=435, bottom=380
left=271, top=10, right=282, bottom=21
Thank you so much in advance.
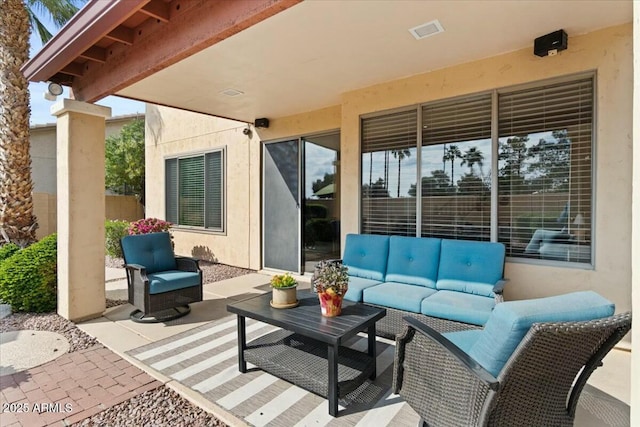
left=51, top=99, right=111, bottom=321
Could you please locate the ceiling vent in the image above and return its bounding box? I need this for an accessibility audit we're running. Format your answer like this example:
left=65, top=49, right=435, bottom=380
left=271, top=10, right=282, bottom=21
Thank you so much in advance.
left=409, top=20, right=444, bottom=40
left=220, top=88, right=244, bottom=97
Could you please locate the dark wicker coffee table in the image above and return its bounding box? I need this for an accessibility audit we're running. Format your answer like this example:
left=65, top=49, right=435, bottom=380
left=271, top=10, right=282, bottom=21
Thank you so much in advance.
left=227, top=289, right=386, bottom=416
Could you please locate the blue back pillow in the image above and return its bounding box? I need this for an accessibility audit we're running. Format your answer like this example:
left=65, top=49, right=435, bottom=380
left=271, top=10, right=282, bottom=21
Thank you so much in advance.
left=386, top=236, right=441, bottom=288
left=437, top=239, right=505, bottom=297
left=121, top=232, right=177, bottom=274
left=343, top=234, right=390, bottom=281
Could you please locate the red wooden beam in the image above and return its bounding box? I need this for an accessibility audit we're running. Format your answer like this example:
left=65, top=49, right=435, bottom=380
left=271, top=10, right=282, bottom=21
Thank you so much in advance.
left=72, top=0, right=302, bottom=103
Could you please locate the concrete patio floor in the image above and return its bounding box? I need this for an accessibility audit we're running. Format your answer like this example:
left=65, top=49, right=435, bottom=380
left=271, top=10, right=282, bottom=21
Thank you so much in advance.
left=78, top=269, right=631, bottom=426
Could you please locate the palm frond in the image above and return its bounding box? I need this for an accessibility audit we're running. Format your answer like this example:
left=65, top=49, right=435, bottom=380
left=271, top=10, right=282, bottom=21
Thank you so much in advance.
left=26, top=0, right=83, bottom=43
left=27, top=8, right=53, bottom=43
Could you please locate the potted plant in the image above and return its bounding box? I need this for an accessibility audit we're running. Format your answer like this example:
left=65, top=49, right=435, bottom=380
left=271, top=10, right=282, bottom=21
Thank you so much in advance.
left=312, top=260, right=349, bottom=317
left=270, top=273, right=298, bottom=308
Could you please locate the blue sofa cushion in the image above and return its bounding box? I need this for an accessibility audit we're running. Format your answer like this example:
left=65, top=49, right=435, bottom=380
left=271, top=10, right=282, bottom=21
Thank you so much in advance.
left=443, top=329, right=483, bottom=354
left=343, top=234, right=390, bottom=281
left=148, top=270, right=201, bottom=294
left=468, top=291, right=615, bottom=377
left=121, top=232, right=177, bottom=274
left=385, top=236, right=441, bottom=288
left=344, top=276, right=382, bottom=302
left=436, top=240, right=505, bottom=297
left=363, top=282, right=437, bottom=313
left=421, top=290, right=495, bottom=326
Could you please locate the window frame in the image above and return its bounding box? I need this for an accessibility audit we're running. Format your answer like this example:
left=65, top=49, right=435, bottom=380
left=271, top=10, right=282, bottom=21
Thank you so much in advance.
left=359, top=72, right=595, bottom=268
left=165, top=147, right=226, bottom=233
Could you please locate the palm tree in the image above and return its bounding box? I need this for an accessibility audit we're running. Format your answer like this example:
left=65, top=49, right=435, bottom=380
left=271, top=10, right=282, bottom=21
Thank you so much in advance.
left=461, top=146, right=485, bottom=176
left=391, top=148, right=411, bottom=197
left=442, top=144, right=462, bottom=187
left=0, top=0, right=79, bottom=246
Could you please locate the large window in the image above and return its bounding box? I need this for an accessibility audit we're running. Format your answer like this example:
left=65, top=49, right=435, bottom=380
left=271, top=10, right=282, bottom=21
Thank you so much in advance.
left=361, top=109, right=417, bottom=236
left=421, top=94, right=492, bottom=241
left=165, top=149, right=225, bottom=231
left=360, top=76, right=594, bottom=264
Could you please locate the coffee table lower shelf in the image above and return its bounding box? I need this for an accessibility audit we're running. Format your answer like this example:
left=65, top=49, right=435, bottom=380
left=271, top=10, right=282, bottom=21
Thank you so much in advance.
left=244, top=329, right=375, bottom=399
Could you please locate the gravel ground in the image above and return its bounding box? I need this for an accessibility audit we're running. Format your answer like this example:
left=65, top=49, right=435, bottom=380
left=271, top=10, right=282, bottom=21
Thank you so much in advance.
left=72, top=387, right=226, bottom=427
left=0, top=258, right=255, bottom=426
left=0, top=311, right=99, bottom=352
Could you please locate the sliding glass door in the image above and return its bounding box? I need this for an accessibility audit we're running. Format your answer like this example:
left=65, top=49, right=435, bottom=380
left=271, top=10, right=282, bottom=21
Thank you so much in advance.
left=263, top=133, right=341, bottom=274
left=263, top=140, right=301, bottom=273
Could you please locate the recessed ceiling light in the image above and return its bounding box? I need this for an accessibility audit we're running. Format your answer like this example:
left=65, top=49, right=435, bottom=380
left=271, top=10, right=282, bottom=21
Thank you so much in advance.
left=409, top=19, right=444, bottom=40
left=220, top=88, right=244, bottom=97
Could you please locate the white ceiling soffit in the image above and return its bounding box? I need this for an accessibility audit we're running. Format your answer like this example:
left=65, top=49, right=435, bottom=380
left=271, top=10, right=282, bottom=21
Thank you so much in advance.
left=116, top=0, right=631, bottom=123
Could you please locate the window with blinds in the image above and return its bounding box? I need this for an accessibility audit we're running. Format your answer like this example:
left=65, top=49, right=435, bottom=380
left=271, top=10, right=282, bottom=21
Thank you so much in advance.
left=165, top=149, right=225, bottom=231
left=361, top=109, right=417, bottom=236
left=359, top=75, right=594, bottom=264
left=498, top=78, right=593, bottom=262
left=421, top=94, right=492, bottom=241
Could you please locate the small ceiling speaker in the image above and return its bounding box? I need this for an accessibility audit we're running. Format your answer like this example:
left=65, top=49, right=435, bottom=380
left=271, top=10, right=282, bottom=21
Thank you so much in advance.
left=255, top=118, right=270, bottom=128
left=534, top=30, right=568, bottom=57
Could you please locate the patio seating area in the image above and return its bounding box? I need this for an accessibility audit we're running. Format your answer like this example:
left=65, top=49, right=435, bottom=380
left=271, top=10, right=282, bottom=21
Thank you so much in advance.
left=70, top=269, right=630, bottom=426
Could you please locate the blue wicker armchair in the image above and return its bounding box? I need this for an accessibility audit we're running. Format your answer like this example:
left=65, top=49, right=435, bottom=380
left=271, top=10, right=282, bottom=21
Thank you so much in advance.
left=393, top=291, right=631, bottom=427
left=120, top=232, right=203, bottom=322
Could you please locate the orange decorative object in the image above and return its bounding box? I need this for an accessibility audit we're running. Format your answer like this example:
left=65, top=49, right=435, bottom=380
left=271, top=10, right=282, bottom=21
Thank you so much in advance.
left=318, top=291, right=344, bottom=317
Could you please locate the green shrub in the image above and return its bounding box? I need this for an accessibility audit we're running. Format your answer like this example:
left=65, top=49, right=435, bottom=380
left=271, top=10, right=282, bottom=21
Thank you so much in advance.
left=0, top=234, right=57, bottom=312
left=105, top=219, right=130, bottom=258
left=0, top=243, right=20, bottom=264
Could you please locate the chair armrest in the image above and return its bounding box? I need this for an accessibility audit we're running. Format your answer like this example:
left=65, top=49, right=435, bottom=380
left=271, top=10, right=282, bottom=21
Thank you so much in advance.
left=493, top=278, right=508, bottom=295
left=175, top=256, right=201, bottom=272
left=123, top=264, right=149, bottom=294
left=397, top=316, right=499, bottom=391
left=124, top=263, right=146, bottom=273
left=393, top=317, right=498, bottom=426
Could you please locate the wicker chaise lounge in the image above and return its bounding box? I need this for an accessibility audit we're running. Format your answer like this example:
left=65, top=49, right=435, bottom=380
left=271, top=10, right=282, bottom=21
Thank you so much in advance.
left=393, top=291, right=631, bottom=427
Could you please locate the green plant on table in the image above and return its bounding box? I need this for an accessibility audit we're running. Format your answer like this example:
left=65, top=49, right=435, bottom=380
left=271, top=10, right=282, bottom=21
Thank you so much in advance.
left=270, top=273, right=297, bottom=289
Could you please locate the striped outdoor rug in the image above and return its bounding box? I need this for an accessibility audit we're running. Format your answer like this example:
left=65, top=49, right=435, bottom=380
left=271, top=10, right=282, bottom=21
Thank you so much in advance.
left=127, top=315, right=629, bottom=427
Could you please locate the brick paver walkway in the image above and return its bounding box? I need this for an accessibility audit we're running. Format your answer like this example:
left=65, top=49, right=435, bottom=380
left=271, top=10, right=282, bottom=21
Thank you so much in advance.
left=0, top=345, right=161, bottom=426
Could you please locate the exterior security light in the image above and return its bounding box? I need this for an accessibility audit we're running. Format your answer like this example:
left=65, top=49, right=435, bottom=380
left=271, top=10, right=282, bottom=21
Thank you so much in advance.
left=47, top=81, right=63, bottom=96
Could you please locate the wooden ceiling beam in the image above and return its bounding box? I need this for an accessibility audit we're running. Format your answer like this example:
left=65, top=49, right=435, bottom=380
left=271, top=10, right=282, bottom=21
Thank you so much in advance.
left=105, top=26, right=135, bottom=45
left=60, top=62, right=84, bottom=77
left=78, top=46, right=107, bottom=63
left=50, top=72, right=74, bottom=86
left=72, top=0, right=301, bottom=103
left=139, top=0, right=170, bottom=23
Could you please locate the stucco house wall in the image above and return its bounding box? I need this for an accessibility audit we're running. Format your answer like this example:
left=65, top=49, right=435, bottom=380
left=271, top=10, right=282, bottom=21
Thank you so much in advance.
left=145, top=106, right=263, bottom=268
left=145, top=24, right=632, bottom=321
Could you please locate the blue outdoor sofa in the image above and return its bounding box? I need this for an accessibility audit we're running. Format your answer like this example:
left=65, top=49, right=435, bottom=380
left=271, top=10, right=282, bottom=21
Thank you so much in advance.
left=341, top=233, right=507, bottom=337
